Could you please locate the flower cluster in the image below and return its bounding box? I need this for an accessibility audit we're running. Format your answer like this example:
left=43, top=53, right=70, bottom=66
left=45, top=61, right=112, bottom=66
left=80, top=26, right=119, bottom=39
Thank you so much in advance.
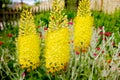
left=77, top=0, right=91, bottom=17
left=17, top=9, right=40, bottom=71
left=48, top=0, right=68, bottom=31
left=19, top=10, right=36, bottom=36
left=74, top=0, right=93, bottom=49
left=74, top=16, right=93, bottom=48
left=45, top=0, right=70, bottom=73
left=0, top=41, right=3, bottom=46
left=45, top=28, right=70, bottom=73
left=99, top=31, right=111, bottom=37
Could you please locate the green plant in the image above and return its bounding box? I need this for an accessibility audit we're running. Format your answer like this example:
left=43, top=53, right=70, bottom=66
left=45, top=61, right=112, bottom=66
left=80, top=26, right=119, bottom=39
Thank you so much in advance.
left=34, top=12, right=50, bottom=27
left=92, top=10, right=120, bottom=43
left=34, top=1, right=41, bottom=6
left=64, top=9, right=76, bottom=20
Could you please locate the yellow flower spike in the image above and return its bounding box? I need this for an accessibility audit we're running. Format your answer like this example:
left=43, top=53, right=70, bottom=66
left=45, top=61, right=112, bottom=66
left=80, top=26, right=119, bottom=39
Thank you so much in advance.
left=74, top=0, right=94, bottom=49
left=49, top=0, right=67, bottom=30
left=17, top=9, right=40, bottom=71
left=45, top=28, right=70, bottom=73
left=77, top=0, right=91, bottom=17
left=45, top=0, right=70, bottom=73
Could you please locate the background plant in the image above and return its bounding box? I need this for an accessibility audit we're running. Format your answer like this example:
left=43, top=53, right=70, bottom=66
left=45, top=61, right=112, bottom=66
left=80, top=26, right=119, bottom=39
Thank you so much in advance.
left=34, top=11, right=50, bottom=27
left=92, top=10, right=120, bottom=43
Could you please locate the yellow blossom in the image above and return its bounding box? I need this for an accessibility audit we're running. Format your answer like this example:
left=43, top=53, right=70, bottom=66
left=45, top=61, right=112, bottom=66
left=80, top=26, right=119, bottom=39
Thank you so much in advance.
left=45, top=0, right=70, bottom=73
left=17, top=9, right=40, bottom=70
left=74, top=0, right=94, bottom=49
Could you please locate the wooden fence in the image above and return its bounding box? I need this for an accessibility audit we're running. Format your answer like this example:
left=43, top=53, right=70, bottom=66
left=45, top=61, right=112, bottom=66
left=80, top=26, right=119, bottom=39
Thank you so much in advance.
left=0, top=11, right=20, bottom=30
left=90, top=0, right=120, bottom=14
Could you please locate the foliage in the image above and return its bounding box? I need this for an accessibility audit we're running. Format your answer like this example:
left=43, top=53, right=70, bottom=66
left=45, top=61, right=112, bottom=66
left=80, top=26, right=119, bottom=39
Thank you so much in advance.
left=64, top=9, right=76, bottom=20
left=0, top=0, right=11, bottom=7
left=34, top=11, right=50, bottom=27
left=34, top=1, right=41, bottom=6
left=92, top=10, right=120, bottom=43
left=0, top=25, right=19, bottom=80
left=0, top=0, right=12, bottom=10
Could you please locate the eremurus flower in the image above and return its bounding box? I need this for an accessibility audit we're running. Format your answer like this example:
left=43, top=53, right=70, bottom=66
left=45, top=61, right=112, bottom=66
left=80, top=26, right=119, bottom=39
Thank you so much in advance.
left=74, top=0, right=94, bottom=49
left=45, top=0, right=70, bottom=73
left=17, top=9, right=40, bottom=71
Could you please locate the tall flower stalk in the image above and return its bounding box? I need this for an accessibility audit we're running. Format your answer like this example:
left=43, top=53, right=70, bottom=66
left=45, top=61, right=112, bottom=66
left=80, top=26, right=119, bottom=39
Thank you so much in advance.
left=74, top=0, right=94, bottom=50
left=44, top=0, right=70, bottom=73
left=17, top=9, right=40, bottom=71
